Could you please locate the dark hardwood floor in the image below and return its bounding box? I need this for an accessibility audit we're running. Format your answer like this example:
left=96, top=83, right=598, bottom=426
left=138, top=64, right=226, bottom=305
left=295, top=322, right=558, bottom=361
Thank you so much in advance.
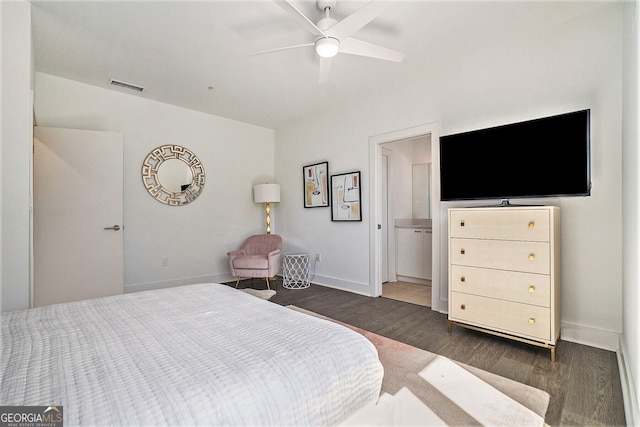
left=229, top=278, right=626, bottom=426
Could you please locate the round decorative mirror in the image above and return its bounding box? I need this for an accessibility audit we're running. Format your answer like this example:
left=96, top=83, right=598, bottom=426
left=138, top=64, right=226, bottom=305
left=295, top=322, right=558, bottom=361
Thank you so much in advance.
left=141, top=145, right=205, bottom=206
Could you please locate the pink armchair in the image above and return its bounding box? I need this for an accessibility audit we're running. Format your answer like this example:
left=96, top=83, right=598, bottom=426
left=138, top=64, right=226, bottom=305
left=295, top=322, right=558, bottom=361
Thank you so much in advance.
left=227, top=234, right=282, bottom=290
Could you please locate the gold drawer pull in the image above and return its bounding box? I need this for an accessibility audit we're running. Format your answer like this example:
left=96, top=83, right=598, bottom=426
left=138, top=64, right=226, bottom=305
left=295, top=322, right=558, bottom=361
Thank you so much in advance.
left=461, top=304, right=466, bottom=310
left=528, top=285, right=535, bottom=292
left=528, top=253, right=535, bottom=260
left=528, top=221, right=535, bottom=229
left=461, top=249, right=466, bottom=255
left=528, top=318, right=536, bottom=325
left=460, top=220, right=465, bottom=227
left=460, top=276, right=466, bottom=283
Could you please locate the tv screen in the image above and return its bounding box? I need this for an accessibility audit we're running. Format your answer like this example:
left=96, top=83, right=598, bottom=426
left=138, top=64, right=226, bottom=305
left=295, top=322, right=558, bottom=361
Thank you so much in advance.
left=439, top=109, right=591, bottom=202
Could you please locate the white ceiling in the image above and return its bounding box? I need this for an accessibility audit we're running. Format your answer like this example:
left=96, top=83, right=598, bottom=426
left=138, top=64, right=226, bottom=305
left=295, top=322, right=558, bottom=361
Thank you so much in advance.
left=31, top=0, right=609, bottom=130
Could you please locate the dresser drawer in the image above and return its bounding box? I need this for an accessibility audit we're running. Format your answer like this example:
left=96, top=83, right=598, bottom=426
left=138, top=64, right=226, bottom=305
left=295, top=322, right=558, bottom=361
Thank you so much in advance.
left=450, top=292, right=551, bottom=341
left=449, top=209, right=550, bottom=241
left=450, top=265, right=550, bottom=307
left=450, top=238, right=550, bottom=274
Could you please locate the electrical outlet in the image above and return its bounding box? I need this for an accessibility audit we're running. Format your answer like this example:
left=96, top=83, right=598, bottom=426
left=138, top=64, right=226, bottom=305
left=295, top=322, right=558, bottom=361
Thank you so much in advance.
left=161, top=257, right=169, bottom=267
left=315, top=252, right=321, bottom=262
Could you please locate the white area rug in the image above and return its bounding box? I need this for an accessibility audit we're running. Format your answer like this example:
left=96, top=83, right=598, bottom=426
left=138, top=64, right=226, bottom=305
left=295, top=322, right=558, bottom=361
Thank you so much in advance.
left=240, top=288, right=276, bottom=300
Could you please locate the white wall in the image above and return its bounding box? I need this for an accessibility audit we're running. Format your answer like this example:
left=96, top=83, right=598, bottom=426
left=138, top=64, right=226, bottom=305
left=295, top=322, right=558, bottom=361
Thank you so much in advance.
left=622, top=0, right=640, bottom=423
left=1, top=1, right=33, bottom=312
left=384, top=139, right=414, bottom=221
left=275, top=3, right=624, bottom=348
left=382, top=135, right=432, bottom=223
left=34, top=73, right=275, bottom=292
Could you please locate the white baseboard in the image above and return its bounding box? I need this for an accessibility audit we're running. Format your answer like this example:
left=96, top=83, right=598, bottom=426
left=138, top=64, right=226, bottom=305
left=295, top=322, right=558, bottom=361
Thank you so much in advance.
left=125, top=273, right=234, bottom=293
left=127, top=279, right=621, bottom=352
left=312, top=274, right=373, bottom=296
left=560, top=321, right=620, bottom=351
left=432, top=306, right=620, bottom=351
left=618, top=337, right=639, bottom=427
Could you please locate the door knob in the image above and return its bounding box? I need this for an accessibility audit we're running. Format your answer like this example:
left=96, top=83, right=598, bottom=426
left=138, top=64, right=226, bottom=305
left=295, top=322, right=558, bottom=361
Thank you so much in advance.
left=104, top=225, right=121, bottom=231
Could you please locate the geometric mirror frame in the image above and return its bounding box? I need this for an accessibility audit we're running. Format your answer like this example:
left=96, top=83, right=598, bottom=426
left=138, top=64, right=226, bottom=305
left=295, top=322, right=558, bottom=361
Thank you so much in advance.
left=141, top=144, right=205, bottom=206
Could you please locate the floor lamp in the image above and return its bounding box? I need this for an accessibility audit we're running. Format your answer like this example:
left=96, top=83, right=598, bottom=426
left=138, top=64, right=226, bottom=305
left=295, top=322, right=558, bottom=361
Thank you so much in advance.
left=254, top=183, right=280, bottom=234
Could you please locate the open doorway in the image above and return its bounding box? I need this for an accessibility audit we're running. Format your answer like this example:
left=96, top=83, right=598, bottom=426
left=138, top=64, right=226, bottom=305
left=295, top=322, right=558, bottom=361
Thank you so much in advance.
left=368, top=122, right=442, bottom=312
left=380, top=136, right=432, bottom=307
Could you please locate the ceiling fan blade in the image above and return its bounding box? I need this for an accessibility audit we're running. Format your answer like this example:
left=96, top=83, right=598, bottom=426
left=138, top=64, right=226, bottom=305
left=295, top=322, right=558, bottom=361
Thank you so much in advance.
left=249, top=43, right=314, bottom=56
left=274, top=0, right=327, bottom=37
left=318, top=57, right=333, bottom=84
left=340, top=38, right=405, bottom=62
left=330, top=1, right=391, bottom=41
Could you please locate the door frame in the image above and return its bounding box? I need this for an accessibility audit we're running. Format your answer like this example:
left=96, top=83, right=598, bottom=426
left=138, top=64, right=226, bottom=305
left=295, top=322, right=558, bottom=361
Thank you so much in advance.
left=368, top=122, right=443, bottom=311
left=380, top=147, right=394, bottom=283
left=29, top=91, right=35, bottom=308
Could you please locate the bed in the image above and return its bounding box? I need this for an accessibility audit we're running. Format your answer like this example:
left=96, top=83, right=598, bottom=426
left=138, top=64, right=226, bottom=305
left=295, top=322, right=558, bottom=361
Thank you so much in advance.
left=1, top=283, right=383, bottom=425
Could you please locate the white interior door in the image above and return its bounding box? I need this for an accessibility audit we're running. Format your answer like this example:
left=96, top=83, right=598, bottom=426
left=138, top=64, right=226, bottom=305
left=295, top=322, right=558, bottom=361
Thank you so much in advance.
left=34, top=126, right=124, bottom=306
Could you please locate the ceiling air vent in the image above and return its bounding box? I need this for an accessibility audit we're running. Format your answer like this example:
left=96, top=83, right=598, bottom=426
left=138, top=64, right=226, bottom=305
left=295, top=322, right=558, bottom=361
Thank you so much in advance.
left=109, top=79, right=144, bottom=93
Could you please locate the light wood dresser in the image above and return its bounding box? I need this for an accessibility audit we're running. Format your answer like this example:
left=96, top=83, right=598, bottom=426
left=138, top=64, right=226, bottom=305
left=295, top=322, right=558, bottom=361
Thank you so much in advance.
left=447, top=206, right=561, bottom=360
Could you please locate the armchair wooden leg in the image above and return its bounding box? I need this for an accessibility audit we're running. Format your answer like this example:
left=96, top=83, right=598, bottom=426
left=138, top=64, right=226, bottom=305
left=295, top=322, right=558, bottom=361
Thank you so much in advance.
left=235, top=278, right=241, bottom=288
left=265, top=277, right=271, bottom=290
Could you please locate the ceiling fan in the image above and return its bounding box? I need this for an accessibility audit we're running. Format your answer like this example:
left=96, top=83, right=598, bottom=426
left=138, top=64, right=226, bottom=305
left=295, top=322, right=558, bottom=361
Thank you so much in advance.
left=251, top=0, right=405, bottom=83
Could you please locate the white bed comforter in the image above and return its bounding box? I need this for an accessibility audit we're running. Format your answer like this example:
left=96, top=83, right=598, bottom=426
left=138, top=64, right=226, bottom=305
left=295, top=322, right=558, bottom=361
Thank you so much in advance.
left=1, top=283, right=383, bottom=426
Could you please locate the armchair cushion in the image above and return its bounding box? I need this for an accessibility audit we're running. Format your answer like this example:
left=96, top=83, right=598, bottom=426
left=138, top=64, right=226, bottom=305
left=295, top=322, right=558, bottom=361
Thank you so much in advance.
left=232, top=254, right=269, bottom=270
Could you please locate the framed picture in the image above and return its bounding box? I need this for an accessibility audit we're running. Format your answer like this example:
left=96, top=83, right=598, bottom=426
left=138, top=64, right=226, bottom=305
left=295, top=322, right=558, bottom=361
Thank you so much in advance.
left=303, top=162, right=329, bottom=208
left=331, top=171, right=362, bottom=221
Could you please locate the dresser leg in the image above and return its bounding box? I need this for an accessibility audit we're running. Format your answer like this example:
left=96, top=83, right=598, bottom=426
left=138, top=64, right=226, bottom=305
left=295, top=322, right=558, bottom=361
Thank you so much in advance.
left=447, top=321, right=452, bottom=334
left=550, top=346, right=556, bottom=362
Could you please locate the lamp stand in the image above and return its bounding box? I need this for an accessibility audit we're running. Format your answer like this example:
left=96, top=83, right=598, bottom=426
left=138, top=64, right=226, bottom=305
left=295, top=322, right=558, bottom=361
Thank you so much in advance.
left=264, top=201, right=272, bottom=234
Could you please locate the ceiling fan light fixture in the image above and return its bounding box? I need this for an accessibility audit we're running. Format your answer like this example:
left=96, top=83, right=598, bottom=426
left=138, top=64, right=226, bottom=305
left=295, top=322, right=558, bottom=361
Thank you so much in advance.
left=315, top=37, right=339, bottom=58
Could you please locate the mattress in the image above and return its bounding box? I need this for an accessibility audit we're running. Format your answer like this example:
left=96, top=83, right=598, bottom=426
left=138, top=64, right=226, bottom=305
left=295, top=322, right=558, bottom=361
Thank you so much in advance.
left=1, top=283, right=383, bottom=425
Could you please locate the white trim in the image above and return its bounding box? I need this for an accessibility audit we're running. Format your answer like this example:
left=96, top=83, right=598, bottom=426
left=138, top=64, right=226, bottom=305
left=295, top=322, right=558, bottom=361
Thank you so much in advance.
left=126, top=273, right=372, bottom=296
left=560, top=321, right=620, bottom=351
left=29, top=89, right=35, bottom=308
left=312, top=274, right=371, bottom=296
left=369, top=122, right=442, bottom=310
left=124, top=273, right=234, bottom=293
left=618, top=335, right=640, bottom=427
left=381, top=147, right=396, bottom=284
left=436, top=311, right=624, bottom=353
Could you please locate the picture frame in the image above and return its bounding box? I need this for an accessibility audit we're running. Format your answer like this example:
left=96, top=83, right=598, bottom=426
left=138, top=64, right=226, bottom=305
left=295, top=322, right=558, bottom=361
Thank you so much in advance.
left=303, top=162, right=329, bottom=208
left=331, top=171, right=362, bottom=221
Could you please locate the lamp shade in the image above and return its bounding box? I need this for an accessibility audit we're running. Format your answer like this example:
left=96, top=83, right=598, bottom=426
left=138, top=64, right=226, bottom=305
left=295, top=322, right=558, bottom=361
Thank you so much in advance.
left=254, top=183, right=280, bottom=203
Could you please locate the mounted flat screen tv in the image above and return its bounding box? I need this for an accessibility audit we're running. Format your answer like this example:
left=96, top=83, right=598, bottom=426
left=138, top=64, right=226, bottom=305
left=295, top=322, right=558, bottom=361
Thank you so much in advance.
left=439, top=109, right=591, bottom=202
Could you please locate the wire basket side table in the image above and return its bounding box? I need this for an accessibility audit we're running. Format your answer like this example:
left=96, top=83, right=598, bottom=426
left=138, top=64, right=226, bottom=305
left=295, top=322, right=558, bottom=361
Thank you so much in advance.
left=282, top=253, right=310, bottom=289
